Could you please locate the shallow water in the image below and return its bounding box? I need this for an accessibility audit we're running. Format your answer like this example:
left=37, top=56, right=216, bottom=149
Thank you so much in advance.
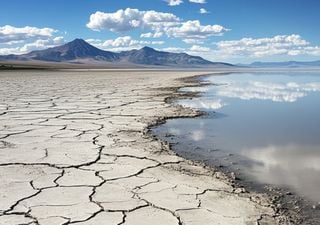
left=154, top=72, right=320, bottom=202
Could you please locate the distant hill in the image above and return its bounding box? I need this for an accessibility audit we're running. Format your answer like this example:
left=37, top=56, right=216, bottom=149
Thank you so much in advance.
left=118, top=46, right=224, bottom=66
left=241, top=60, right=320, bottom=68
left=0, top=39, right=234, bottom=68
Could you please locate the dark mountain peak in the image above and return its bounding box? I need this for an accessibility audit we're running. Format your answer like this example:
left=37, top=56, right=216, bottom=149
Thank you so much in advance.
left=59, top=38, right=94, bottom=51
left=140, top=46, right=156, bottom=52
left=23, top=38, right=119, bottom=62
left=71, top=38, right=86, bottom=43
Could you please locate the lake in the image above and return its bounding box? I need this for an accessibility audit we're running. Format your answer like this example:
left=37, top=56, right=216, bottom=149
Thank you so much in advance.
left=153, top=72, right=320, bottom=203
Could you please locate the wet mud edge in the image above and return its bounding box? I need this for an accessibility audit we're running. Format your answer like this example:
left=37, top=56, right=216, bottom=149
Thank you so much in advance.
left=145, top=73, right=320, bottom=225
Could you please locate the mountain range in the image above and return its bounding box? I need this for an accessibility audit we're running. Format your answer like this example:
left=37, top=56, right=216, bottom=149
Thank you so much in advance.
left=1, top=39, right=319, bottom=69
left=239, top=60, right=320, bottom=68
left=0, top=39, right=233, bottom=68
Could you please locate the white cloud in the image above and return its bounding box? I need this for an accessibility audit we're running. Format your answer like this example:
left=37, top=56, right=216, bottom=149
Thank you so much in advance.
left=87, top=8, right=229, bottom=41
left=190, top=0, right=206, bottom=4
left=166, top=0, right=183, bottom=6
left=103, top=36, right=139, bottom=47
left=19, top=36, right=64, bottom=53
left=182, top=38, right=204, bottom=44
left=140, top=31, right=163, bottom=38
left=0, top=47, right=21, bottom=55
left=175, top=34, right=320, bottom=63
left=215, top=34, right=320, bottom=58
left=87, top=8, right=180, bottom=32
left=190, top=45, right=210, bottom=52
left=159, top=45, right=213, bottom=56
left=199, top=8, right=209, bottom=14
left=0, top=25, right=56, bottom=44
left=160, top=47, right=185, bottom=53
left=140, top=32, right=153, bottom=38
left=0, top=37, right=65, bottom=55
left=153, top=31, right=163, bottom=38
left=86, top=36, right=164, bottom=52
left=0, top=25, right=64, bottom=55
left=165, top=20, right=228, bottom=39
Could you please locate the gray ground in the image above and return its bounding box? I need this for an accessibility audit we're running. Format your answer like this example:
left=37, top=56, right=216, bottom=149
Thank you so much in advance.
left=0, top=70, right=287, bottom=225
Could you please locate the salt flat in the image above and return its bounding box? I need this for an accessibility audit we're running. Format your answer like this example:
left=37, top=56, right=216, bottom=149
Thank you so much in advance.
left=0, top=70, right=287, bottom=225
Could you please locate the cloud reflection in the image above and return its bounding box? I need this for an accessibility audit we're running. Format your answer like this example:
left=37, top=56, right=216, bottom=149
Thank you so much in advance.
left=190, top=130, right=205, bottom=141
left=178, top=98, right=226, bottom=110
left=182, top=78, right=320, bottom=104
left=242, top=145, right=320, bottom=202
left=215, top=81, right=320, bottom=103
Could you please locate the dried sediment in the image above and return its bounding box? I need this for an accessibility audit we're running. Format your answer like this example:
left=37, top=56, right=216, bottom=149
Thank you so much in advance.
left=0, top=70, right=288, bottom=225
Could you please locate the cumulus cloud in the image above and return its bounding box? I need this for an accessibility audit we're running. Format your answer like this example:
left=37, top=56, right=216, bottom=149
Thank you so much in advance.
left=103, top=36, right=142, bottom=47
left=189, top=45, right=210, bottom=52
left=182, top=38, right=204, bottom=44
left=160, top=47, right=185, bottom=53
left=140, top=32, right=153, bottom=38
left=0, top=37, right=65, bottom=55
left=215, top=34, right=319, bottom=58
left=0, top=25, right=64, bottom=55
left=199, top=8, right=209, bottom=14
left=87, top=8, right=228, bottom=41
left=19, top=36, right=64, bottom=53
left=140, top=31, right=163, bottom=38
left=159, top=45, right=212, bottom=56
left=0, top=47, right=22, bottom=55
left=166, top=0, right=183, bottom=6
left=86, top=36, right=164, bottom=52
left=0, top=25, right=56, bottom=44
left=87, top=8, right=180, bottom=32
left=177, top=34, right=320, bottom=62
left=190, top=0, right=206, bottom=4
left=165, top=20, right=228, bottom=39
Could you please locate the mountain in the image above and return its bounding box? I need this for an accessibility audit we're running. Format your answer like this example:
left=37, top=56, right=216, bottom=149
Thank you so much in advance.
left=243, top=60, right=320, bottom=68
left=0, top=39, right=234, bottom=68
left=118, top=46, right=221, bottom=66
left=1, top=39, right=119, bottom=62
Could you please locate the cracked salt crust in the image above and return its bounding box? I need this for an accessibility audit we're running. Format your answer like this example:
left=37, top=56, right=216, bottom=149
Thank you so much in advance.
left=0, top=70, right=287, bottom=225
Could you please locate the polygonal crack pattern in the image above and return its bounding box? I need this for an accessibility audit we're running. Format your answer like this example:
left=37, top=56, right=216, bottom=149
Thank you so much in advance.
left=0, top=71, right=283, bottom=225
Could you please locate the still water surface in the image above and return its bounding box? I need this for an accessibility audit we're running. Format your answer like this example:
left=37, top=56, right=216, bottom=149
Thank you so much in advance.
left=155, top=73, right=320, bottom=202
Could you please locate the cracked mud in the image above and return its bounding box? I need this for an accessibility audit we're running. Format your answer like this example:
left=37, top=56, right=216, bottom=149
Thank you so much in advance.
left=0, top=70, right=287, bottom=225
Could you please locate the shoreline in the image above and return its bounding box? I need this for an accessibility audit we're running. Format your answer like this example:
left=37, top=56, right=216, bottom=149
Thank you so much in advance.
left=152, top=72, right=319, bottom=225
left=143, top=73, right=292, bottom=224
left=0, top=70, right=289, bottom=225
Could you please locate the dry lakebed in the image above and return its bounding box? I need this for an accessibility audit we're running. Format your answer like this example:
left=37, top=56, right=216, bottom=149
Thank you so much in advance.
left=0, top=70, right=306, bottom=225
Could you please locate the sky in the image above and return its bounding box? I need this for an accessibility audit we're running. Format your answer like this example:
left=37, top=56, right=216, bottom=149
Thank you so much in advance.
left=0, top=0, right=320, bottom=63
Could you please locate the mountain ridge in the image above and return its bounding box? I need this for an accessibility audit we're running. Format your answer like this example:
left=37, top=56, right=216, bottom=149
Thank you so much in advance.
left=239, top=60, right=320, bottom=68
left=0, top=39, right=234, bottom=68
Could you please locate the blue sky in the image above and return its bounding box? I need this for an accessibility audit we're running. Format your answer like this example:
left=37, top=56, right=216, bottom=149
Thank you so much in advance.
left=0, top=0, right=319, bottom=63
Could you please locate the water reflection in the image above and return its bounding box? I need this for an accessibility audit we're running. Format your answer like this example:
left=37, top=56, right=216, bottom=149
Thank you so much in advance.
left=179, top=98, right=226, bottom=110
left=244, top=145, right=320, bottom=202
left=155, top=73, right=320, bottom=202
